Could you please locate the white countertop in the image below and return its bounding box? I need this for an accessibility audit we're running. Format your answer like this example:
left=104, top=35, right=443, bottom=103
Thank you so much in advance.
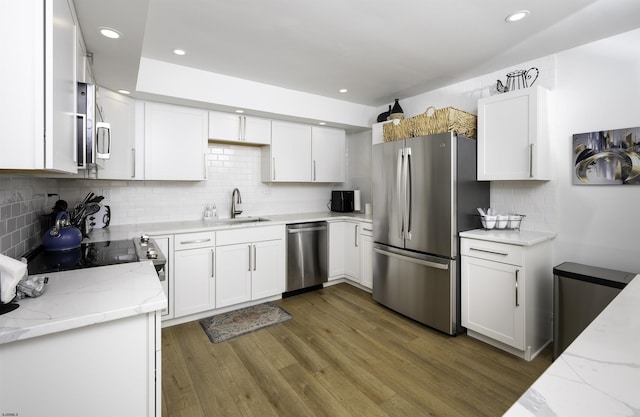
left=90, top=211, right=372, bottom=241
left=0, top=261, right=166, bottom=345
left=504, top=273, right=640, bottom=416
left=459, top=229, right=557, bottom=246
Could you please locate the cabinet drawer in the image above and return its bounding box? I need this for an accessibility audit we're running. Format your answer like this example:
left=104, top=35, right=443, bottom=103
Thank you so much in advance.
left=174, top=231, right=216, bottom=250
left=461, top=238, right=524, bottom=266
left=360, top=223, right=373, bottom=237
left=217, top=225, right=284, bottom=246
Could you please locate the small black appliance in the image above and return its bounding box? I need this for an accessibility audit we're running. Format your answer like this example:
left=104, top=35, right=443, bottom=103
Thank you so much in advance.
left=330, top=190, right=355, bottom=212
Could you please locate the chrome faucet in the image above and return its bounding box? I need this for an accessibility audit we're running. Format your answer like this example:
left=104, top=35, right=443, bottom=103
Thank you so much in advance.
left=231, top=188, right=243, bottom=218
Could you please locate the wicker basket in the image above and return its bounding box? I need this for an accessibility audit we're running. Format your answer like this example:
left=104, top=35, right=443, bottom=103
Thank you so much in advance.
left=413, top=106, right=477, bottom=139
left=382, top=118, right=413, bottom=142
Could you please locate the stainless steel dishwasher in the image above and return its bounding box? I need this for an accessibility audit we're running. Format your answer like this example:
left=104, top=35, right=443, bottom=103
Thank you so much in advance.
left=286, top=222, right=328, bottom=294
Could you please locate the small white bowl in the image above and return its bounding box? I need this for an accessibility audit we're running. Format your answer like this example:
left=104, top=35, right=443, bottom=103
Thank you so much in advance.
left=482, top=215, right=497, bottom=229
left=496, top=215, right=509, bottom=229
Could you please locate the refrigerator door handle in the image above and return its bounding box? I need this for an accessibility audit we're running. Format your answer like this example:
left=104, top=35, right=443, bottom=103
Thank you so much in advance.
left=396, top=148, right=405, bottom=239
left=405, top=148, right=412, bottom=240
left=373, top=247, right=449, bottom=270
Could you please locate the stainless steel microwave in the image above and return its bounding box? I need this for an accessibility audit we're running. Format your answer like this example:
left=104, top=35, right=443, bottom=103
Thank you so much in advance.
left=77, top=82, right=111, bottom=168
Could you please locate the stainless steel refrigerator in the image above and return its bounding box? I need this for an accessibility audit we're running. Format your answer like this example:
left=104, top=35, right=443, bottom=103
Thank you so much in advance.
left=372, top=132, right=489, bottom=335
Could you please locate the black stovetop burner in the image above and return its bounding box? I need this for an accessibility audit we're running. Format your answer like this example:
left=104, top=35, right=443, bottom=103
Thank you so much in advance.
left=27, top=240, right=138, bottom=275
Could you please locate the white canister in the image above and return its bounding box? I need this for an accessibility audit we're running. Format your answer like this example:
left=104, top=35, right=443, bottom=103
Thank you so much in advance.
left=353, top=190, right=361, bottom=211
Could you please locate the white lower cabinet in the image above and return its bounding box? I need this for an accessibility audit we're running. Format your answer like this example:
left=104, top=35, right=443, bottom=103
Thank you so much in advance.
left=360, top=225, right=373, bottom=289
left=173, top=231, right=216, bottom=317
left=216, top=226, right=285, bottom=308
left=328, top=222, right=345, bottom=280
left=328, top=220, right=372, bottom=289
left=0, top=312, right=160, bottom=416
left=344, top=221, right=361, bottom=280
left=461, top=235, right=553, bottom=361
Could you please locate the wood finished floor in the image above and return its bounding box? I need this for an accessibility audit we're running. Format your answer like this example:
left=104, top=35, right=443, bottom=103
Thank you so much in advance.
left=162, top=283, right=551, bottom=417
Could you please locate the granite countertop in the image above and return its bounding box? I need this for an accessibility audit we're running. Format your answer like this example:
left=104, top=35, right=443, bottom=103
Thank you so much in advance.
left=0, top=261, right=166, bottom=345
left=90, top=211, right=372, bottom=241
left=459, top=229, right=557, bottom=246
left=504, top=273, right=640, bottom=416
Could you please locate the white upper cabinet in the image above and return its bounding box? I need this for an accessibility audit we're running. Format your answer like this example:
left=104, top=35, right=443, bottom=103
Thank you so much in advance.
left=94, top=88, right=138, bottom=180
left=208, top=112, right=271, bottom=145
left=0, top=0, right=77, bottom=173
left=262, top=121, right=312, bottom=182
left=477, top=86, right=550, bottom=180
left=311, top=126, right=345, bottom=182
left=143, top=102, right=208, bottom=180
left=262, top=121, right=345, bottom=183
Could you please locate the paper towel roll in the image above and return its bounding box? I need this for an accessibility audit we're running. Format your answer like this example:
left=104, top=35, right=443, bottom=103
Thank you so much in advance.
left=354, top=190, right=361, bottom=212
left=0, top=254, right=27, bottom=303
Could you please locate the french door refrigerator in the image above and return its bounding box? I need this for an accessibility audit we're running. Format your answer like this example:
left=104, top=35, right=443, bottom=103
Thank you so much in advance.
left=372, top=132, right=489, bottom=335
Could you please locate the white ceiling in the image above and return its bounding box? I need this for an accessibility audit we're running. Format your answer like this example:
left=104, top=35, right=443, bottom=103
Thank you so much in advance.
left=74, top=0, right=640, bottom=107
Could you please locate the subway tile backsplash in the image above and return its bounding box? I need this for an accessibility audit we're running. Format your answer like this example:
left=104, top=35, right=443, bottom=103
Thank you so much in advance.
left=0, top=175, right=56, bottom=257
left=56, top=143, right=342, bottom=227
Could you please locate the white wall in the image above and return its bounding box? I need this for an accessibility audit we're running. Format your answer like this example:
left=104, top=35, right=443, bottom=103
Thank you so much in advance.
left=552, top=29, right=640, bottom=272
left=383, top=28, right=640, bottom=273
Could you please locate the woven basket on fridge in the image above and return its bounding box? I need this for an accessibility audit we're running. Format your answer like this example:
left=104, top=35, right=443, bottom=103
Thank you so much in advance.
left=382, top=118, right=413, bottom=142
left=412, top=106, right=477, bottom=139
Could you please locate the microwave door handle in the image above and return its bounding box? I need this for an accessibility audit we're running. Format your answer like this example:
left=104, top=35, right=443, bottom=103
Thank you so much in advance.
left=76, top=113, right=86, bottom=165
left=405, top=148, right=412, bottom=240
left=96, top=122, right=111, bottom=159
left=396, top=148, right=404, bottom=239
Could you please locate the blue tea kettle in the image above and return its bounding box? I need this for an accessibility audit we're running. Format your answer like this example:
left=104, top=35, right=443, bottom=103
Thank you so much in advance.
left=43, top=211, right=82, bottom=251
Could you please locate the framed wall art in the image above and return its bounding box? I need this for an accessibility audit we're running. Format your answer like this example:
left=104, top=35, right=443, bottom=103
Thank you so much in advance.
left=573, top=126, right=640, bottom=185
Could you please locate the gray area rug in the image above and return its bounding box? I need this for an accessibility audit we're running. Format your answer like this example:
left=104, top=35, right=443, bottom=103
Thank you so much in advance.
left=199, top=302, right=292, bottom=343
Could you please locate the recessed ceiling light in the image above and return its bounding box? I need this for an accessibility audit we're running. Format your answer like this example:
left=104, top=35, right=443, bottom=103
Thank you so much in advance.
left=99, top=27, right=121, bottom=39
left=117, top=89, right=131, bottom=95
left=173, top=49, right=186, bottom=56
left=505, top=10, right=530, bottom=23
left=235, top=109, right=244, bottom=113
left=319, top=122, right=327, bottom=125
left=339, top=89, right=348, bottom=93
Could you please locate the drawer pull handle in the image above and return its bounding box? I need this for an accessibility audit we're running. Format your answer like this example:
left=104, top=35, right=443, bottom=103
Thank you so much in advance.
left=180, top=238, right=212, bottom=245
left=515, top=269, right=520, bottom=307
left=211, top=249, right=215, bottom=278
left=469, top=247, right=509, bottom=256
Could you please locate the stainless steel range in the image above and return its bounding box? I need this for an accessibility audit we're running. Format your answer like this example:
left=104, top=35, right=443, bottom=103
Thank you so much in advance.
left=27, top=236, right=166, bottom=280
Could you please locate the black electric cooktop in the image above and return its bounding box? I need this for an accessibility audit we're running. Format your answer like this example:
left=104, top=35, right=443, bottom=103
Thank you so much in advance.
left=27, top=240, right=138, bottom=275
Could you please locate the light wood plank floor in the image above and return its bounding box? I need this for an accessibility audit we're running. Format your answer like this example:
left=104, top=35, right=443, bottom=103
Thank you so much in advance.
left=162, top=283, right=551, bottom=417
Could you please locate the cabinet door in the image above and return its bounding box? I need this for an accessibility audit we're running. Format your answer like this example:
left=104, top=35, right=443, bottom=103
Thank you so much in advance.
left=208, top=111, right=241, bottom=142
left=251, top=239, right=284, bottom=300
left=268, top=121, right=312, bottom=181
left=144, top=102, right=208, bottom=180
left=0, top=0, right=76, bottom=172
left=243, top=116, right=271, bottom=145
left=477, top=87, right=549, bottom=180
left=216, top=244, right=252, bottom=308
left=174, top=247, right=215, bottom=317
left=344, top=222, right=361, bottom=280
left=360, top=229, right=373, bottom=289
left=311, top=126, right=345, bottom=182
left=95, top=88, right=137, bottom=179
left=47, top=0, right=77, bottom=173
left=461, top=256, right=524, bottom=349
left=328, top=222, right=345, bottom=280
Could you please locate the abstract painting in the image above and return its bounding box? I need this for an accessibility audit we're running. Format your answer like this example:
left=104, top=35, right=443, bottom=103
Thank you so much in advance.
left=573, top=127, right=640, bottom=185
